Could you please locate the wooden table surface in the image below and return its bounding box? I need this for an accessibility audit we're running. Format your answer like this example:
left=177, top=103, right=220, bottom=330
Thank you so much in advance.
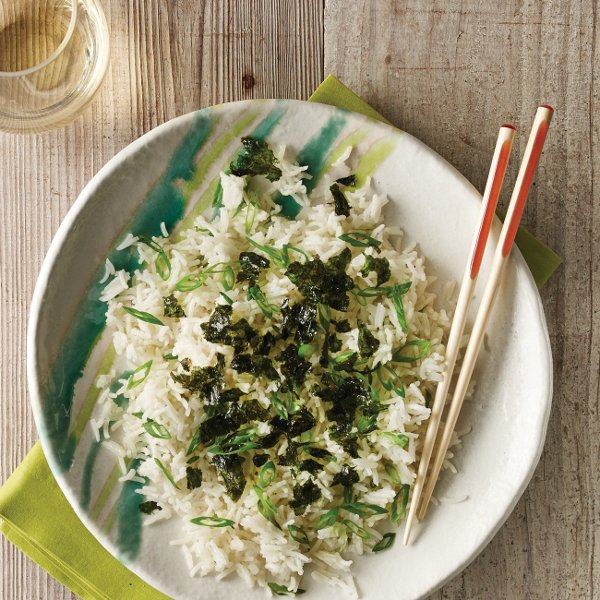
left=1, top=1, right=597, bottom=598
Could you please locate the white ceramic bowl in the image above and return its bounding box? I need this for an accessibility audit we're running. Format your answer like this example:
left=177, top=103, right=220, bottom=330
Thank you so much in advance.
left=28, top=100, right=552, bottom=599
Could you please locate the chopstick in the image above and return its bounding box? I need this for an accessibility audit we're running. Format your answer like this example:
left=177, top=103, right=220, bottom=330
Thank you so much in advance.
left=416, top=104, right=554, bottom=523
left=402, top=124, right=516, bottom=545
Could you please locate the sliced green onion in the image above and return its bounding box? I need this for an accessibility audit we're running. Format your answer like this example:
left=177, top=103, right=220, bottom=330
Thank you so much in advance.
left=132, top=411, right=144, bottom=419
left=342, top=502, right=387, bottom=517
left=315, top=507, right=339, bottom=530
left=377, top=364, right=405, bottom=397
left=390, top=282, right=411, bottom=332
left=162, top=353, right=178, bottom=360
left=123, top=306, right=164, bottom=326
left=267, top=582, right=305, bottom=596
left=186, top=455, right=199, bottom=465
left=186, top=428, right=202, bottom=456
left=357, top=413, right=378, bottom=434
left=143, top=419, right=171, bottom=439
left=154, top=458, right=179, bottom=489
left=332, top=350, right=356, bottom=364
left=258, top=460, right=276, bottom=488
left=137, top=234, right=172, bottom=280
left=372, top=532, right=396, bottom=552
left=223, top=426, right=256, bottom=446
left=392, top=339, right=431, bottom=363
left=336, top=174, right=357, bottom=187
left=221, top=266, right=235, bottom=290
left=270, top=393, right=288, bottom=420
left=246, top=237, right=286, bottom=268
left=356, top=286, right=392, bottom=297
left=339, top=231, right=382, bottom=249
left=127, top=360, right=153, bottom=389
left=282, top=244, right=310, bottom=264
left=255, top=485, right=280, bottom=529
left=287, top=524, right=310, bottom=545
left=244, top=198, right=258, bottom=234
left=190, top=516, right=234, bottom=527
left=391, top=484, right=410, bottom=522
left=385, top=463, right=401, bottom=485
left=317, top=303, right=332, bottom=331
left=175, top=272, right=208, bottom=292
left=349, top=288, right=368, bottom=307
left=247, top=285, right=279, bottom=318
left=343, top=485, right=354, bottom=504
left=298, top=343, right=318, bottom=358
left=381, top=432, right=409, bottom=448
left=220, top=292, right=233, bottom=305
left=343, top=519, right=370, bottom=539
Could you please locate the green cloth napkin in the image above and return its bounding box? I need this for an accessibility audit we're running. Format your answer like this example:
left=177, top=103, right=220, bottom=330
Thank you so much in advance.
left=0, top=75, right=562, bottom=600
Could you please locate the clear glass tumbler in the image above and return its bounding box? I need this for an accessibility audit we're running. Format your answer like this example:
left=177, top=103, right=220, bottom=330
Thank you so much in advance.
left=0, top=0, right=109, bottom=133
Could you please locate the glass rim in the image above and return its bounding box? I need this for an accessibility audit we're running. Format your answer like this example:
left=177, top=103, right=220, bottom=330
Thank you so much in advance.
left=0, top=0, right=78, bottom=78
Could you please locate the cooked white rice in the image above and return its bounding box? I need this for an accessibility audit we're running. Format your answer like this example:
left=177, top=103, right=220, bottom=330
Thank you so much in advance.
left=94, top=144, right=456, bottom=597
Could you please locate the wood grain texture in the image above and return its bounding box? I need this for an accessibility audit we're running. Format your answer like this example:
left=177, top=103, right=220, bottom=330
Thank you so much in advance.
left=0, top=1, right=323, bottom=599
left=325, top=0, right=598, bottom=598
left=1, top=0, right=597, bottom=599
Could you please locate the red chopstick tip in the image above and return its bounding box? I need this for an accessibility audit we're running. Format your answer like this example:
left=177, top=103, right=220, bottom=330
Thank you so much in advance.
left=501, top=124, right=516, bottom=130
left=539, top=104, right=554, bottom=112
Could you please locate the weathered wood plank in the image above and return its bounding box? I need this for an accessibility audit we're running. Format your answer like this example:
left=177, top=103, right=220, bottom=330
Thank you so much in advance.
left=0, top=2, right=323, bottom=598
left=325, top=1, right=598, bottom=598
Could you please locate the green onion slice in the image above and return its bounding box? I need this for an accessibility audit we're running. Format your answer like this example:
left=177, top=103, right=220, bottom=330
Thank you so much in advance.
left=282, top=244, right=310, bottom=264
left=343, top=519, right=370, bottom=539
left=137, top=234, right=172, bottom=280
left=385, top=463, right=401, bottom=485
left=270, top=393, right=288, bottom=420
left=175, top=272, right=209, bottom=292
left=372, top=532, right=396, bottom=552
left=123, top=306, right=164, bottom=326
left=246, top=237, right=287, bottom=268
left=315, top=507, right=339, bottom=530
left=392, top=339, right=431, bottom=363
left=356, top=286, right=392, bottom=297
left=143, top=419, right=171, bottom=439
left=207, top=442, right=260, bottom=455
left=267, top=582, right=306, bottom=596
left=154, top=458, right=179, bottom=489
left=219, top=292, right=233, bottom=305
left=339, top=231, right=382, bottom=249
left=342, top=502, right=387, bottom=517
left=190, top=516, right=235, bottom=528
left=298, top=343, right=317, bottom=358
left=127, top=360, right=153, bottom=389
left=390, top=282, right=411, bottom=332
left=258, top=460, right=276, bottom=488
left=381, top=432, right=409, bottom=448
left=287, top=524, right=310, bottom=545
left=247, top=285, right=279, bottom=318
left=221, top=266, right=235, bottom=290
left=391, top=484, right=410, bottom=522
left=186, top=428, right=202, bottom=456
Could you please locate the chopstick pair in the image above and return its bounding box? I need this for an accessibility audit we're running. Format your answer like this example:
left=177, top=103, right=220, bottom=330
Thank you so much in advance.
left=403, top=105, right=554, bottom=545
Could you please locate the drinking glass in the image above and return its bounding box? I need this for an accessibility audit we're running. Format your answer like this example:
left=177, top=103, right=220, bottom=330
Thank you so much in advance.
left=0, top=0, right=109, bottom=133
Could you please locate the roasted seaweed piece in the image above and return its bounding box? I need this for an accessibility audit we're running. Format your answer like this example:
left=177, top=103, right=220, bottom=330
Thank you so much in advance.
left=256, top=330, right=277, bottom=355
left=172, top=361, right=224, bottom=403
left=332, top=464, right=359, bottom=487
left=163, top=294, right=186, bottom=318
left=212, top=454, right=246, bottom=501
left=201, top=305, right=232, bottom=343
left=299, top=459, right=323, bottom=475
left=231, top=353, right=279, bottom=380
left=229, top=137, right=282, bottom=181
left=330, top=183, right=350, bottom=217
left=316, top=377, right=369, bottom=425
left=253, top=453, right=269, bottom=467
left=237, top=251, right=270, bottom=284
left=186, top=466, right=203, bottom=490
left=285, top=248, right=354, bottom=311
left=329, top=423, right=359, bottom=458
left=357, top=322, right=380, bottom=358
left=289, top=480, right=322, bottom=515
left=360, top=255, right=391, bottom=286
left=139, top=501, right=162, bottom=514
left=276, top=344, right=312, bottom=386
left=281, top=299, right=318, bottom=344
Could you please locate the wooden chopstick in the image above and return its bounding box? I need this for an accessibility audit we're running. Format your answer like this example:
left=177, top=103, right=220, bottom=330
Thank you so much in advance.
left=416, top=105, right=554, bottom=523
left=402, top=124, right=516, bottom=545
